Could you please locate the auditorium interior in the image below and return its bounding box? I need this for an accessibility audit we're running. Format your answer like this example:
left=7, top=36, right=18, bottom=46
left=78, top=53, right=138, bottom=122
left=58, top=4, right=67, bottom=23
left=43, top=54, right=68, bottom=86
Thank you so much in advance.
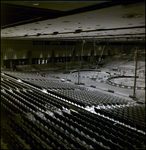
left=1, top=1, right=145, bottom=149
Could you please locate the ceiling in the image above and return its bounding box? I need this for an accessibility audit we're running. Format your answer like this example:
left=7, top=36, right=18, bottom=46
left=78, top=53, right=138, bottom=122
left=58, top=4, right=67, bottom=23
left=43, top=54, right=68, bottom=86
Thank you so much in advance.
left=1, top=1, right=145, bottom=42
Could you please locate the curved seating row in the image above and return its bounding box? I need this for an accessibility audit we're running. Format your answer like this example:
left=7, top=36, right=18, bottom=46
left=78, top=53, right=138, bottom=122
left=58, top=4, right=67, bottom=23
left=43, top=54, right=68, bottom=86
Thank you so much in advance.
left=1, top=89, right=145, bottom=149
left=94, top=105, right=145, bottom=132
left=1, top=72, right=145, bottom=149
left=28, top=80, right=85, bottom=90
left=55, top=89, right=131, bottom=107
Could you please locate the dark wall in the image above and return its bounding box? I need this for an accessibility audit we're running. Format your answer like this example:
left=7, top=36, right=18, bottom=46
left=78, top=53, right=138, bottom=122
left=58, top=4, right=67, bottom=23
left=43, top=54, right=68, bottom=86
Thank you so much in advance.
left=1, top=39, right=145, bottom=68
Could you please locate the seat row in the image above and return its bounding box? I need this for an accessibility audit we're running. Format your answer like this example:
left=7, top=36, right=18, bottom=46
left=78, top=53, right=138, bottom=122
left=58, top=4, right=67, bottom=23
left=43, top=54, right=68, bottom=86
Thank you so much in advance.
left=1, top=88, right=145, bottom=149
left=1, top=94, right=25, bottom=114
left=31, top=111, right=112, bottom=149
left=1, top=76, right=29, bottom=90
left=27, top=89, right=71, bottom=110
left=22, top=114, right=77, bottom=149
left=34, top=107, right=145, bottom=149
left=56, top=89, right=130, bottom=107
left=8, top=116, right=48, bottom=149
left=94, top=106, right=145, bottom=132
left=28, top=80, right=85, bottom=90
left=1, top=125, right=24, bottom=149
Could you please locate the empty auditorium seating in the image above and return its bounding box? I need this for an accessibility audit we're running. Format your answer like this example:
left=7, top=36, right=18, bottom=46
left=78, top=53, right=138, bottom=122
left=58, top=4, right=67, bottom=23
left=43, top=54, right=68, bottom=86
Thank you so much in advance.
left=16, top=65, right=38, bottom=72
left=1, top=72, right=145, bottom=149
left=95, top=104, right=145, bottom=132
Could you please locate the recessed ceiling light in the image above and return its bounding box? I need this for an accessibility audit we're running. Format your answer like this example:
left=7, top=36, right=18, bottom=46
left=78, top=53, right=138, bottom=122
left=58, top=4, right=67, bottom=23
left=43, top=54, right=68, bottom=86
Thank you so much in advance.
left=122, top=14, right=143, bottom=19
left=32, top=3, right=39, bottom=6
left=86, top=17, right=92, bottom=19
left=62, top=21, right=70, bottom=23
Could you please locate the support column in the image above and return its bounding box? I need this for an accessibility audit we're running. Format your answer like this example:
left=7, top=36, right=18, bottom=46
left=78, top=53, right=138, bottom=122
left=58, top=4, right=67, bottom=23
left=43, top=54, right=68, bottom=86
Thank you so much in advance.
left=19, top=60, right=21, bottom=65
left=90, top=49, right=94, bottom=63
left=133, top=48, right=138, bottom=99
left=1, top=52, right=4, bottom=68
left=28, top=51, right=32, bottom=65
left=38, top=59, right=40, bottom=64
left=71, top=49, right=76, bottom=62
left=51, top=50, right=55, bottom=63
left=10, top=60, right=13, bottom=70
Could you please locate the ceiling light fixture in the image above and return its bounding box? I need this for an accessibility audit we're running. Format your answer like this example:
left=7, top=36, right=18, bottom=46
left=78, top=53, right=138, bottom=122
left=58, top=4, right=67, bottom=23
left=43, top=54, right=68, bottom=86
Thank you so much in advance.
left=86, top=17, right=92, bottom=19
left=62, top=21, right=70, bottom=23
left=122, top=14, right=143, bottom=19
left=32, top=3, right=39, bottom=6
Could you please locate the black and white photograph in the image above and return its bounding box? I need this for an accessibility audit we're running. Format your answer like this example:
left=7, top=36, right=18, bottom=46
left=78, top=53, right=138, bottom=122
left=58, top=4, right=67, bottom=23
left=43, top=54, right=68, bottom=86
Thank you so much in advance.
left=1, top=1, right=145, bottom=149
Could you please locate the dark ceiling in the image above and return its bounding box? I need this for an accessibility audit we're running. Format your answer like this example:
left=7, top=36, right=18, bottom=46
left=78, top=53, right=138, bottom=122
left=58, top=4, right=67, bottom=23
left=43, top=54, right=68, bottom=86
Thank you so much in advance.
left=1, top=3, right=64, bottom=28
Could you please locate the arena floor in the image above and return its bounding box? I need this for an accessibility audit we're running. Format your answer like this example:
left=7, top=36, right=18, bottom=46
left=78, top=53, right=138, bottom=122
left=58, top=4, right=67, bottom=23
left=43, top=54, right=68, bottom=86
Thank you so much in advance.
left=47, top=68, right=145, bottom=104
left=2, top=68, right=145, bottom=103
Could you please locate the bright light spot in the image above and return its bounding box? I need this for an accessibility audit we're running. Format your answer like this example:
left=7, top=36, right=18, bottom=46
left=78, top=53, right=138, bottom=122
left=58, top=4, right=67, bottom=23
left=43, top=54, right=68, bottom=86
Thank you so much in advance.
left=32, top=3, right=39, bottom=6
left=17, top=79, right=22, bottom=82
left=42, top=89, right=48, bottom=93
left=61, top=79, right=65, bottom=82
